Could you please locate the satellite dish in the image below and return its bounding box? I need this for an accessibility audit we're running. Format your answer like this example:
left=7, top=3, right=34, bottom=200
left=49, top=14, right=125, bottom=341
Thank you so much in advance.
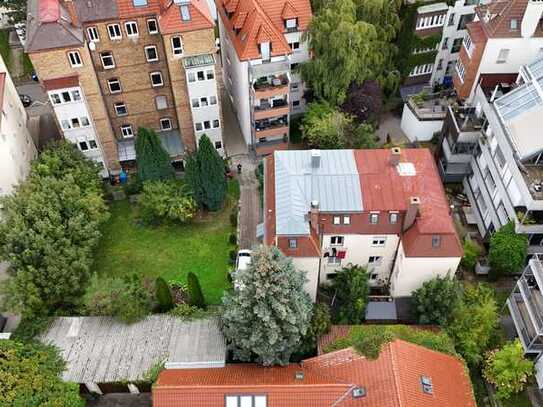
left=88, top=41, right=96, bottom=51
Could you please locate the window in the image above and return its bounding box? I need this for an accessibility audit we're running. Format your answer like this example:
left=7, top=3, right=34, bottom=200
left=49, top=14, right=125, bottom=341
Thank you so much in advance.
left=150, top=71, right=164, bottom=87
left=61, top=119, right=71, bottom=130
left=203, top=120, right=211, bottom=129
left=210, top=95, right=217, bottom=105
left=188, top=72, right=196, bottom=82
left=285, top=18, right=297, bottom=30
left=107, top=24, right=122, bottom=40
left=215, top=141, right=222, bottom=149
left=115, top=102, right=128, bottom=116
left=343, top=216, right=350, bottom=225
left=497, top=49, right=510, bottom=63
left=79, top=141, right=89, bottom=151
left=145, top=45, right=159, bottom=62
left=448, top=12, right=455, bottom=26
left=81, top=116, right=90, bottom=126
left=432, top=235, right=441, bottom=248
left=180, top=4, right=191, bottom=21
left=289, top=239, right=297, bottom=249
left=100, top=52, right=115, bottom=69
left=328, top=256, right=341, bottom=265
left=61, top=91, right=72, bottom=102
left=510, top=18, right=518, bottom=31
left=416, top=13, right=445, bottom=30
left=206, top=69, right=214, bottom=80
left=389, top=212, right=399, bottom=224
left=68, top=51, right=82, bottom=67
left=421, top=376, right=433, bottom=394
left=457, top=13, right=474, bottom=30
left=197, top=71, right=205, bottom=81
left=133, top=0, right=148, bottom=5
left=370, top=273, right=378, bottom=280
left=171, top=36, right=183, bottom=55
left=191, top=98, right=200, bottom=108
left=50, top=93, right=61, bottom=104
left=372, top=237, right=386, bottom=247
left=330, top=236, right=344, bottom=246
left=455, top=59, right=466, bottom=82
left=464, top=33, right=474, bottom=57
left=87, top=26, right=99, bottom=42
left=108, top=78, right=122, bottom=93
left=125, top=21, right=139, bottom=37
left=289, top=41, right=300, bottom=50
left=155, top=95, right=167, bottom=110
left=195, top=122, right=203, bottom=131
left=292, top=100, right=300, bottom=107
left=369, top=213, right=379, bottom=224
left=368, top=256, right=382, bottom=265
left=200, top=97, right=208, bottom=106
left=260, top=41, right=270, bottom=61
left=226, top=396, right=267, bottom=407
left=71, top=117, right=81, bottom=128
left=147, top=18, right=158, bottom=34
left=160, top=118, right=172, bottom=130
left=333, top=216, right=341, bottom=225
left=121, top=124, right=133, bottom=138
left=213, top=119, right=220, bottom=128
left=441, top=37, right=448, bottom=50
left=451, top=37, right=463, bottom=53
left=89, top=139, right=97, bottom=149
left=72, top=90, right=81, bottom=101
left=409, top=63, right=433, bottom=77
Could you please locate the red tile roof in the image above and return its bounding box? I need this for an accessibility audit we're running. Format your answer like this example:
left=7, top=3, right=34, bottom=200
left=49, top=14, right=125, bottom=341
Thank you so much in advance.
left=216, top=0, right=312, bottom=61
left=476, top=0, right=543, bottom=39
left=159, top=0, right=214, bottom=34
left=39, top=0, right=60, bottom=22
left=116, top=0, right=162, bottom=18
left=42, top=75, right=79, bottom=91
left=153, top=340, right=476, bottom=407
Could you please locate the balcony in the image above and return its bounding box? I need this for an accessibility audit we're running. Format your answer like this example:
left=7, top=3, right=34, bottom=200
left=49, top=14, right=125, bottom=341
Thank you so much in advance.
left=253, top=98, right=290, bottom=120
left=406, top=90, right=456, bottom=120
left=450, top=105, right=484, bottom=135
left=254, top=115, right=288, bottom=140
left=252, top=74, right=290, bottom=99
left=520, top=165, right=543, bottom=201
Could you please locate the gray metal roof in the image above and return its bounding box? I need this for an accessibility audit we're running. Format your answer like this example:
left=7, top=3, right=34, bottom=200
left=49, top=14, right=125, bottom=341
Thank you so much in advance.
left=40, top=316, right=226, bottom=383
left=183, top=54, right=215, bottom=69
left=26, top=0, right=84, bottom=53
left=73, top=0, right=118, bottom=23
left=274, top=150, right=362, bottom=235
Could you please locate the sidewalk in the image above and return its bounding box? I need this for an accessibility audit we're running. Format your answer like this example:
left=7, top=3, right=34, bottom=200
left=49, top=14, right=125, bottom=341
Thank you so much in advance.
left=232, top=156, right=260, bottom=250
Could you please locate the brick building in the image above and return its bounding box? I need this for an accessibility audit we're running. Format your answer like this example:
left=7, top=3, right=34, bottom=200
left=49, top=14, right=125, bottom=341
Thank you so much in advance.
left=26, top=0, right=224, bottom=175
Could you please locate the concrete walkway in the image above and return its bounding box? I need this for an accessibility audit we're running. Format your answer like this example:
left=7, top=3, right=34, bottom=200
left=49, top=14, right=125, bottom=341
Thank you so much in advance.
left=221, top=88, right=247, bottom=157
left=232, top=156, right=260, bottom=250
left=376, top=112, right=410, bottom=145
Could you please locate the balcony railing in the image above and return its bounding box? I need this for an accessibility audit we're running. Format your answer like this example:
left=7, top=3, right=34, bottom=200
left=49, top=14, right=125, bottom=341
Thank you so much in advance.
left=507, top=295, right=543, bottom=353
left=253, top=74, right=289, bottom=91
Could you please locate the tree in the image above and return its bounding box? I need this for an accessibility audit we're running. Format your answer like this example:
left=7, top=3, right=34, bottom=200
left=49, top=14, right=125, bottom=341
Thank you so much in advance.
left=331, top=265, right=369, bottom=324
left=3, top=0, right=26, bottom=26
left=446, top=284, right=499, bottom=366
left=222, top=246, right=312, bottom=366
left=0, top=141, right=108, bottom=316
left=138, top=180, right=197, bottom=225
left=155, top=277, right=174, bottom=313
left=301, top=101, right=377, bottom=149
left=484, top=340, right=534, bottom=400
left=341, top=80, right=382, bottom=124
left=0, top=340, right=83, bottom=406
left=412, top=275, right=463, bottom=325
left=185, top=135, right=227, bottom=211
left=301, top=0, right=400, bottom=105
left=187, top=272, right=206, bottom=309
left=135, top=127, right=174, bottom=182
left=489, top=222, right=528, bottom=277
left=299, top=303, right=332, bottom=354
left=461, top=239, right=482, bottom=272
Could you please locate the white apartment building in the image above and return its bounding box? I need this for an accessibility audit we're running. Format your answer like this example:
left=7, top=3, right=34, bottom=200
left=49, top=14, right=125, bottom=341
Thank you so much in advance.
left=216, top=0, right=311, bottom=155
left=0, top=55, right=37, bottom=197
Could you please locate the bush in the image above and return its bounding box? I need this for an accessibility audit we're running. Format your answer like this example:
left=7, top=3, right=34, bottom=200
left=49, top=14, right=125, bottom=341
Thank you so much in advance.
left=229, top=233, right=238, bottom=245
left=299, top=303, right=332, bottom=354
left=230, top=210, right=238, bottom=227
left=169, top=304, right=211, bottom=320
left=331, top=265, right=369, bottom=324
left=155, top=277, right=174, bottom=313
left=187, top=272, right=206, bottom=309
left=229, top=249, right=238, bottom=264
left=138, top=180, right=197, bottom=225
left=123, top=179, right=143, bottom=196
left=461, top=239, right=482, bottom=272
left=489, top=222, right=528, bottom=277
left=411, top=274, right=463, bottom=325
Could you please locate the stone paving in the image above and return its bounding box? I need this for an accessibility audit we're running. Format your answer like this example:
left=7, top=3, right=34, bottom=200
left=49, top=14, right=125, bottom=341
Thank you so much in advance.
left=232, top=156, right=260, bottom=251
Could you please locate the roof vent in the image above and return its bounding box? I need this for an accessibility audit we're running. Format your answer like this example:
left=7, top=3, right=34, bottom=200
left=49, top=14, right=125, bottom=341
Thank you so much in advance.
left=390, top=147, right=401, bottom=166
left=310, top=200, right=319, bottom=209
left=295, top=371, right=304, bottom=380
left=352, top=387, right=366, bottom=399
left=421, top=376, right=433, bottom=394
left=311, top=150, right=321, bottom=168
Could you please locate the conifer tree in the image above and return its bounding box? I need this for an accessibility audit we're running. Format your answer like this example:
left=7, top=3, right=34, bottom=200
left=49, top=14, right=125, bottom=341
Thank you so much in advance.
left=135, top=127, right=174, bottom=182
left=187, top=272, right=206, bottom=309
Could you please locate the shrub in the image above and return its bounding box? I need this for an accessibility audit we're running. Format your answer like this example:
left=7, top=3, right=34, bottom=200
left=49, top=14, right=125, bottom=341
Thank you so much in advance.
left=299, top=303, right=332, bottom=354
left=411, top=274, right=463, bottom=325
left=135, top=127, right=174, bottom=182
left=187, top=272, right=206, bottom=309
left=155, top=277, right=174, bottom=313
left=138, top=180, right=197, bottom=225
left=461, top=239, right=482, bottom=272
left=229, top=249, right=238, bottom=264
left=230, top=210, right=238, bottom=227
left=229, top=233, right=238, bottom=245
left=489, top=222, right=528, bottom=277
left=331, top=265, right=369, bottom=324
left=169, top=304, right=212, bottom=320
left=123, top=179, right=143, bottom=196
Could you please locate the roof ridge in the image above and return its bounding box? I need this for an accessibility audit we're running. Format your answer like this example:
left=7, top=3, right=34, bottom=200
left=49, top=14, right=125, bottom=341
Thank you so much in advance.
left=389, top=341, right=404, bottom=407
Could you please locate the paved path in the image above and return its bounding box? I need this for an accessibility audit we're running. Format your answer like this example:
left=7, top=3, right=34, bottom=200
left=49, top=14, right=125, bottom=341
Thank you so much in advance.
left=232, top=156, right=260, bottom=250
left=376, top=112, right=410, bottom=145
left=220, top=88, right=247, bottom=157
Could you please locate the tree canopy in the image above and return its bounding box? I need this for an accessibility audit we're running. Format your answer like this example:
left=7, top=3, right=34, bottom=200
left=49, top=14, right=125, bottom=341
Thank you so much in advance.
left=3, top=0, right=26, bottom=26
left=185, top=135, right=227, bottom=211
left=331, top=265, right=370, bottom=324
left=0, top=141, right=108, bottom=316
left=488, top=222, right=528, bottom=277
left=0, top=340, right=83, bottom=406
left=301, top=0, right=400, bottom=105
left=135, top=127, right=175, bottom=182
left=412, top=275, right=463, bottom=325
left=221, top=246, right=312, bottom=366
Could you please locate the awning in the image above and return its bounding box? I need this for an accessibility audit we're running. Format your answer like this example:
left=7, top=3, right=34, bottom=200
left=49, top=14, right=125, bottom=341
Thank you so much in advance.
left=183, top=54, right=215, bottom=69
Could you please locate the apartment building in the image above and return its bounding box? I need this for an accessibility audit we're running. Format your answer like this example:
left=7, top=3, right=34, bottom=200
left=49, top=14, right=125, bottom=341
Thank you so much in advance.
left=216, top=0, right=311, bottom=155
left=26, top=0, right=224, bottom=175
left=0, top=55, right=38, bottom=198
left=440, top=57, right=543, bottom=253
left=453, top=0, right=543, bottom=100
left=262, top=148, right=462, bottom=301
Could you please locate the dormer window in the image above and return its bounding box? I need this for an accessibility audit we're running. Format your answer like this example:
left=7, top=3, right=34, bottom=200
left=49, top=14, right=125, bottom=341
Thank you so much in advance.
left=432, top=235, right=441, bottom=248
left=259, top=41, right=271, bottom=62
left=285, top=18, right=297, bottom=31
left=180, top=4, right=191, bottom=21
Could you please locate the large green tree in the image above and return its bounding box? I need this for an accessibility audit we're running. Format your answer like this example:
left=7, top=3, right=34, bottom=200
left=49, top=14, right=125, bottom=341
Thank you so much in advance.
left=185, top=134, right=227, bottom=211
left=135, top=127, right=175, bottom=182
left=222, top=246, right=312, bottom=366
left=301, top=0, right=400, bottom=105
left=0, top=141, right=108, bottom=316
left=412, top=275, right=463, bottom=325
left=484, top=340, right=534, bottom=400
left=331, top=265, right=369, bottom=324
left=3, top=0, right=26, bottom=26
left=488, top=222, right=528, bottom=277
left=446, top=284, right=499, bottom=366
left=0, top=340, right=83, bottom=406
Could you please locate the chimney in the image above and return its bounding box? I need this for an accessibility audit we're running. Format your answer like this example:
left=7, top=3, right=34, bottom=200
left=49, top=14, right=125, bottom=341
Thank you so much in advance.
left=403, top=196, right=420, bottom=232
left=390, top=147, right=401, bottom=166
left=311, top=150, right=321, bottom=168
left=310, top=200, right=319, bottom=232
left=63, top=0, right=79, bottom=27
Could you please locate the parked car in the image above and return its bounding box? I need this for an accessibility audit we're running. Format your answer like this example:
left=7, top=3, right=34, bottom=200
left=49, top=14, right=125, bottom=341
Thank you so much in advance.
left=19, top=94, right=32, bottom=107
left=235, top=249, right=252, bottom=272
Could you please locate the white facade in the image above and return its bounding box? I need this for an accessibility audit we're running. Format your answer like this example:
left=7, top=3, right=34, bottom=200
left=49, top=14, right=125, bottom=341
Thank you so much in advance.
left=0, top=56, right=37, bottom=197
left=292, top=257, right=320, bottom=301
left=400, top=104, right=444, bottom=142
left=185, top=63, right=224, bottom=156
left=389, top=243, right=461, bottom=297
left=47, top=86, right=108, bottom=177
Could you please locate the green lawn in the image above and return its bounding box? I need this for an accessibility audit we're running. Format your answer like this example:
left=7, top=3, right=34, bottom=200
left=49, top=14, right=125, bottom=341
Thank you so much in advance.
left=93, top=182, right=239, bottom=304
left=0, top=30, right=11, bottom=69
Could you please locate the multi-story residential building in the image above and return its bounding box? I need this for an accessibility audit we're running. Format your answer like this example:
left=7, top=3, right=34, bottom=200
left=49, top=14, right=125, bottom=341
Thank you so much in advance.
left=216, top=0, right=311, bottom=155
left=440, top=57, right=543, bottom=252
left=25, top=0, right=224, bottom=175
left=453, top=0, right=543, bottom=100
left=262, top=148, right=463, bottom=301
left=0, top=54, right=38, bottom=198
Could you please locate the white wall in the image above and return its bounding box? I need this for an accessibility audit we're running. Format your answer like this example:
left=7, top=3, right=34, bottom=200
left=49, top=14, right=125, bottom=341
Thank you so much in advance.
left=390, top=243, right=461, bottom=297
left=535, top=355, right=543, bottom=389
left=400, top=104, right=444, bottom=142
left=292, top=257, right=320, bottom=301
left=285, top=31, right=310, bottom=114
left=0, top=56, right=37, bottom=197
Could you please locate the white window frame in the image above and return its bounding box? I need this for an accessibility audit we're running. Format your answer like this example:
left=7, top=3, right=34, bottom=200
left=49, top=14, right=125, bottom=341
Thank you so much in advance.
left=260, top=41, right=270, bottom=61
left=330, top=236, right=344, bottom=246
left=125, top=21, right=139, bottom=37
left=155, top=95, right=167, bottom=110
left=455, top=59, right=466, bottom=82
left=107, top=78, right=122, bottom=94
left=147, top=18, right=159, bottom=34
left=195, top=122, right=203, bottom=132
left=87, top=26, right=99, bottom=42
left=150, top=71, right=164, bottom=87
left=171, top=36, right=183, bottom=56
left=121, top=124, right=134, bottom=138
left=50, top=93, right=61, bottom=104
left=144, top=45, right=159, bottom=62
left=369, top=213, right=379, bottom=224
left=343, top=216, right=350, bottom=225
left=497, top=48, right=510, bottom=64
left=68, top=51, right=82, bottom=67
left=389, top=212, right=399, bottom=224
left=107, top=24, right=122, bottom=40
left=114, top=102, right=128, bottom=116
left=212, top=119, right=220, bottom=128
left=100, top=52, right=115, bottom=69
left=288, top=239, right=297, bottom=249
left=371, top=237, right=386, bottom=247
left=285, top=18, right=297, bottom=29
left=180, top=4, right=191, bottom=21
left=160, top=118, right=172, bottom=131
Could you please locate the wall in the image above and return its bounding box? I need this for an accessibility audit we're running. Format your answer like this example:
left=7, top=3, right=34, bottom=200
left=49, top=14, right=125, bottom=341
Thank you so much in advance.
left=292, top=257, right=320, bottom=301
left=285, top=31, right=309, bottom=114
left=400, top=104, right=444, bottom=142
